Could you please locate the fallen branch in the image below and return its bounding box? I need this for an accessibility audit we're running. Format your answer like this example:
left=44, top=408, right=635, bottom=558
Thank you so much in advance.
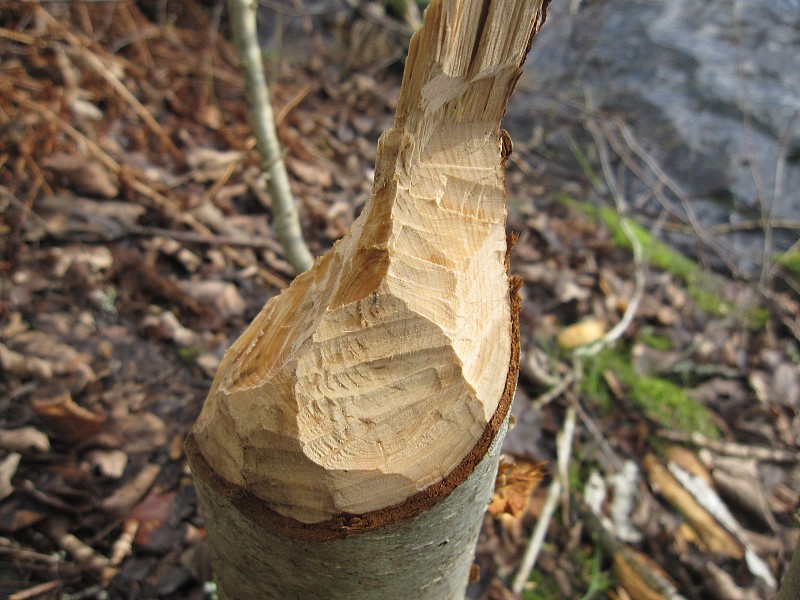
left=511, top=404, right=576, bottom=596
left=657, top=430, right=799, bottom=464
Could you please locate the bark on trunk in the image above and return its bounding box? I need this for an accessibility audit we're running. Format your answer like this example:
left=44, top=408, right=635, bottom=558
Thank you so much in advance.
left=187, top=0, right=548, bottom=597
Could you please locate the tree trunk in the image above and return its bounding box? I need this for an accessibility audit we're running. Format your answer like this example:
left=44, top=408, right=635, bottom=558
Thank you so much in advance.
left=186, top=0, right=547, bottom=597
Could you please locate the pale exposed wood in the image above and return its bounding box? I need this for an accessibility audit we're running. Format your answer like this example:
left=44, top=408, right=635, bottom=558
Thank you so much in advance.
left=188, top=0, right=545, bottom=596
left=188, top=0, right=542, bottom=525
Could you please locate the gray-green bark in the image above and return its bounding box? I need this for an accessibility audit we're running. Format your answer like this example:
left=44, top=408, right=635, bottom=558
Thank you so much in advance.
left=192, top=415, right=509, bottom=599
left=227, top=0, right=313, bottom=274
left=777, top=534, right=800, bottom=600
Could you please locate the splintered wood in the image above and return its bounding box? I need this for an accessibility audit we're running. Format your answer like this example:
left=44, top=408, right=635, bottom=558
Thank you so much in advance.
left=189, top=0, right=542, bottom=524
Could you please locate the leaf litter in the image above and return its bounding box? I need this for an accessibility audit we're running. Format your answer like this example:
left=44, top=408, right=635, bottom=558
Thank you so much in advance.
left=0, top=2, right=798, bottom=599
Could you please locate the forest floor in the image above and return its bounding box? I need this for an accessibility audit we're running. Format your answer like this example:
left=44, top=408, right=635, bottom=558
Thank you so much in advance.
left=1, top=2, right=798, bottom=599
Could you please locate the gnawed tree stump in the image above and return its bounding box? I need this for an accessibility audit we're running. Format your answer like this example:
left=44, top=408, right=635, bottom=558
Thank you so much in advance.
left=186, top=0, right=547, bottom=597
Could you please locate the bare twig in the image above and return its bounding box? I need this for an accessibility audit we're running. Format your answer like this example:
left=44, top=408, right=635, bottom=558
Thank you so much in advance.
left=570, top=391, right=624, bottom=473
left=101, top=519, right=139, bottom=584
left=532, top=370, right=576, bottom=409
left=511, top=405, right=577, bottom=596
left=660, top=218, right=800, bottom=236
left=575, top=113, right=647, bottom=358
left=35, top=6, right=184, bottom=165
left=658, top=430, right=799, bottom=463
left=227, top=0, right=314, bottom=274
left=614, top=119, right=746, bottom=276
left=8, top=580, right=62, bottom=600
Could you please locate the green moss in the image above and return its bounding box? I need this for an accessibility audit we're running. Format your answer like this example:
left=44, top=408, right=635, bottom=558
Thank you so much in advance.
left=776, top=249, right=800, bottom=275
left=578, top=351, right=613, bottom=414
left=629, top=374, right=718, bottom=438
left=580, top=347, right=719, bottom=439
left=749, top=307, right=771, bottom=328
left=578, top=548, right=613, bottom=600
left=596, top=206, right=698, bottom=278
left=564, top=134, right=604, bottom=192
left=637, top=328, right=674, bottom=351
left=522, top=545, right=611, bottom=599
left=177, top=346, right=202, bottom=364
left=523, top=569, right=564, bottom=600
left=555, top=195, right=768, bottom=326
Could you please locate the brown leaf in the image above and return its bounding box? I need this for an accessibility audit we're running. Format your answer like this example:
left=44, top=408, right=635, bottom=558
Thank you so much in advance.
left=705, top=562, right=763, bottom=600
left=45, top=152, right=119, bottom=198
left=0, top=342, right=54, bottom=380
left=107, top=411, right=168, bottom=455
left=32, top=391, right=105, bottom=443
left=185, top=147, right=243, bottom=182
left=286, top=157, right=333, bottom=187
left=0, top=330, right=96, bottom=392
left=485, top=578, right=517, bottom=600
left=488, top=459, right=545, bottom=518
left=129, top=490, right=178, bottom=549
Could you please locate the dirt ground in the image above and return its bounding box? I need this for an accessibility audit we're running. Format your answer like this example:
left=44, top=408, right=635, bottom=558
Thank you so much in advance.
left=1, top=2, right=798, bottom=599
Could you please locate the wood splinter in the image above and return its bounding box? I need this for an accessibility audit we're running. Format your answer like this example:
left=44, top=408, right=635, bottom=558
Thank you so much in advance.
left=186, top=0, right=547, bottom=597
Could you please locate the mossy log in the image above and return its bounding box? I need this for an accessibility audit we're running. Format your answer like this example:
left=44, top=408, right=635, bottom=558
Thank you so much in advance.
left=186, top=0, right=547, bottom=597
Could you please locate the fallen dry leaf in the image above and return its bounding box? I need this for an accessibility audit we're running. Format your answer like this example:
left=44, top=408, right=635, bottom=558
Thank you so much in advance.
left=129, top=490, right=178, bottom=550
left=0, top=342, right=54, bottom=380
left=44, top=152, right=119, bottom=198
left=665, top=445, right=712, bottom=486
left=185, top=147, right=243, bottom=182
left=0, top=330, right=96, bottom=392
left=141, top=310, right=201, bottom=348
left=705, top=561, right=763, bottom=600
left=711, top=455, right=776, bottom=532
left=488, top=459, right=545, bottom=518
left=106, top=410, right=168, bottom=455
left=0, top=497, right=46, bottom=533
left=51, top=245, right=113, bottom=278
left=32, top=391, right=105, bottom=443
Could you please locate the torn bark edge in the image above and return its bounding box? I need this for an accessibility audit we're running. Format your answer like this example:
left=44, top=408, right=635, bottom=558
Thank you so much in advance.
left=185, top=250, right=522, bottom=544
